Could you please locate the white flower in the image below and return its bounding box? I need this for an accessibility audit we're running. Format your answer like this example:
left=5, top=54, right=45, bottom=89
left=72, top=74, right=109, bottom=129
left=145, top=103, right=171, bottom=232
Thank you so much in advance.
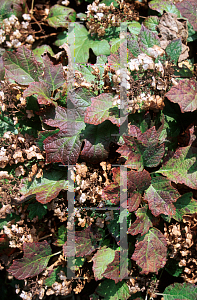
left=128, top=59, right=140, bottom=71
left=21, top=21, right=29, bottom=29
left=22, top=14, right=31, bottom=21
left=6, top=41, right=12, bottom=48
left=155, top=60, right=164, bottom=76
left=97, top=12, right=104, bottom=20
left=9, top=15, right=18, bottom=25
left=26, top=35, right=35, bottom=44
left=12, top=39, right=21, bottom=48
left=13, top=30, right=21, bottom=39
left=62, top=0, right=70, bottom=5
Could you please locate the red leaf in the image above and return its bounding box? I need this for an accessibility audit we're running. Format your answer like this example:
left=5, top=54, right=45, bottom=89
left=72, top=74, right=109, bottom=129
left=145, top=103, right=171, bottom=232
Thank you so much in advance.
left=165, top=79, right=197, bottom=113
left=131, top=228, right=167, bottom=274
left=102, top=250, right=128, bottom=283
left=23, top=82, right=54, bottom=106
left=144, top=176, right=180, bottom=217
left=128, top=205, right=153, bottom=236
left=63, top=225, right=101, bottom=257
left=117, top=126, right=165, bottom=170
left=175, top=0, right=197, bottom=31
left=8, top=241, right=52, bottom=280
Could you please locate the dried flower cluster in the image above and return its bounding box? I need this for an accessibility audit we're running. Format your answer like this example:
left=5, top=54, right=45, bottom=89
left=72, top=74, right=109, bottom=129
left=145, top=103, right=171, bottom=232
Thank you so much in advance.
left=3, top=221, right=38, bottom=249
left=0, top=131, right=45, bottom=182
left=164, top=214, right=197, bottom=284
left=0, top=14, right=35, bottom=49
left=86, top=0, right=139, bottom=37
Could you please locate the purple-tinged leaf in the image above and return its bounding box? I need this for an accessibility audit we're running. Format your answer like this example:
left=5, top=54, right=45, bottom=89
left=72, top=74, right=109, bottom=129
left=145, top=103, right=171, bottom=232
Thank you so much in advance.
left=117, top=126, right=165, bottom=170
left=8, top=241, right=51, bottom=280
left=84, top=93, right=126, bottom=126
left=67, top=87, right=95, bottom=117
left=63, top=226, right=101, bottom=258
left=80, top=121, right=119, bottom=164
left=131, top=228, right=167, bottom=274
left=165, top=79, right=197, bottom=113
left=39, top=53, right=65, bottom=93
left=47, top=4, right=76, bottom=29
left=144, top=176, right=180, bottom=217
left=128, top=205, right=153, bottom=236
left=108, top=53, right=120, bottom=70
left=138, top=24, right=160, bottom=52
left=149, top=0, right=181, bottom=16
left=176, top=0, right=197, bottom=31
left=157, top=146, right=197, bottom=189
left=102, top=250, right=128, bottom=283
left=92, top=246, right=115, bottom=281
left=3, top=46, right=43, bottom=85
left=96, top=279, right=130, bottom=300
left=127, top=192, right=142, bottom=212
left=19, top=170, right=70, bottom=204
left=41, top=106, right=85, bottom=165
left=23, top=82, right=54, bottom=106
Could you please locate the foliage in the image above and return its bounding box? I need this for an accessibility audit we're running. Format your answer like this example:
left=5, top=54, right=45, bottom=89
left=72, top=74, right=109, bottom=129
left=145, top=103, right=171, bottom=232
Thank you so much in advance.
left=0, top=0, right=197, bottom=299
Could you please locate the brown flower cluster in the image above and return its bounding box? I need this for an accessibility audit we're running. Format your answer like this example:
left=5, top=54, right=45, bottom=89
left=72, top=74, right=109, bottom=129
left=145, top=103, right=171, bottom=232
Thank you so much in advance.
left=86, top=0, right=139, bottom=37
left=164, top=214, right=197, bottom=284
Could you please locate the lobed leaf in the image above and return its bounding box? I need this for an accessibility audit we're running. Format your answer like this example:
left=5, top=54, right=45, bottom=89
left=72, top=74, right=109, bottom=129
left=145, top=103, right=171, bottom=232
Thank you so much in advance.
left=157, top=146, right=197, bottom=189
left=165, top=39, right=182, bottom=64
left=56, top=23, right=110, bottom=63
left=84, top=93, right=126, bottom=126
left=47, top=4, right=76, bottom=29
left=3, top=46, right=43, bottom=85
left=23, top=81, right=54, bottom=106
left=39, top=53, right=65, bottom=93
left=8, top=241, right=52, bottom=280
left=149, top=0, right=181, bottom=16
left=138, top=24, right=160, bottom=52
left=131, top=228, right=167, bottom=274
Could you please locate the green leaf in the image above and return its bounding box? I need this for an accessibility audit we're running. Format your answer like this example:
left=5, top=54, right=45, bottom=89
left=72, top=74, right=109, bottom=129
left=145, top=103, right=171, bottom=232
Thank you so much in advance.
left=100, top=0, right=119, bottom=7
left=53, top=225, right=67, bottom=247
left=165, top=259, right=183, bottom=277
left=156, top=146, right=197, bottom=189
left=149, top=0, right=181, bottom=17
left=92, top=246, right=115, bottom=281
left=96, top=279, right=130, bottom=300
left=20, top=169, right=70, bottom=204
left=163, top=282, right=197, bottom=300
left=0, top=114, right=16, bottom=137
left=143, top=16, right=159, bottom=33
left=32, top=45, right=54, bottom=64
left=55, top=23, right=110, bottom=63
left=3, top=46, right=43, bottom=85
left=172, top=192, right=197, bottom=222
left=47, top=5, right=76, bottom=29
left=128, top=21, right=141, bottom=35
left=8, top=241, right=52, bottom=280
left=75, top=64, right=96, bottom=83
left=139, top=24, right=160, bottom=52
left=0, top=0, right=22, bottom=25
left=27, top=202, right=47, bottom=220
left=165, top=39, right=182, bottom=64
left=44, top=266, right=62, bottom=287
